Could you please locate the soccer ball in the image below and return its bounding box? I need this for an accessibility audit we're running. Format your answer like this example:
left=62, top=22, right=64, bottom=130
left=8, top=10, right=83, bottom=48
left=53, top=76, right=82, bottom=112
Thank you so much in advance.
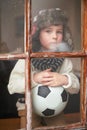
left=31, top=84, right=69, bottom=117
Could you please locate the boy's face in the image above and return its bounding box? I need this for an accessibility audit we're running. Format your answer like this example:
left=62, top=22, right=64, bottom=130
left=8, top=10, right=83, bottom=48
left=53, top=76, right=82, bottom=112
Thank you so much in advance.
left=39, top=25, right=63, bottom=50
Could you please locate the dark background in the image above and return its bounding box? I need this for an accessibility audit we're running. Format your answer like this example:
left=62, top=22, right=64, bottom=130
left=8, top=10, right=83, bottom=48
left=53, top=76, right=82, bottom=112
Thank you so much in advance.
left=0, top=60, right=25, bottom=118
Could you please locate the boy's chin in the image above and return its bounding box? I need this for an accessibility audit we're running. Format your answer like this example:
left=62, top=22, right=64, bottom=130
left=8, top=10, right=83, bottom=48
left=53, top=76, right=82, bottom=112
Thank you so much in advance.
left=49, top=42, right=72, bottom=52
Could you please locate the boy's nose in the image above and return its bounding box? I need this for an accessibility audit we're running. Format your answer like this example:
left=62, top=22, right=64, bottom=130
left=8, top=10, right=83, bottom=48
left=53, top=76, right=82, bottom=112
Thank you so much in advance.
left=52, top=32, right=57, bottom=40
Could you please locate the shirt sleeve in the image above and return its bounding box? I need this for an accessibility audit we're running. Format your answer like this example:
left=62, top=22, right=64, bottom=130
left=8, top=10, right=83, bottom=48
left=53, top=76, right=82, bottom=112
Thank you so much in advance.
left=7, top=59, right=25, bottom=94
left=59, top=58, right=80, bottom=94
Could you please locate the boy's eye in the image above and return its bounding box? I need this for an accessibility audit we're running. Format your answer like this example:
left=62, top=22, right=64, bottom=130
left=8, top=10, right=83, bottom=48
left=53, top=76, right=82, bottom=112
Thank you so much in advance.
left=45, top=30, right=51, bottom=33
left=45, top=30, right=63, bottom=33
left=44, top=29, right=63, bottom=34
left=57, top=31, right=63, bottom=34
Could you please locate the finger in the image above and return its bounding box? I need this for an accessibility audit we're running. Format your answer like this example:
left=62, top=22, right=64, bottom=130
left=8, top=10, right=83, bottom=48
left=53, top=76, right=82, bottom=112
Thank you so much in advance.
left=44, top=68, right=51, bottom=72
left=43, top=73, right=53, bottom=78
left=42, top=77, right=53, bottom=82
left=42, top=81, right=54, bottom=86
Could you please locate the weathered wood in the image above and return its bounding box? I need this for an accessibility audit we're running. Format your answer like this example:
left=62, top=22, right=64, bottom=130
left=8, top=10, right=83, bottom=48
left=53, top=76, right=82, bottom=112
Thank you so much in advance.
left=30, top=52, right=87, bottom=58
left=83, top=0, right=87, bottom=51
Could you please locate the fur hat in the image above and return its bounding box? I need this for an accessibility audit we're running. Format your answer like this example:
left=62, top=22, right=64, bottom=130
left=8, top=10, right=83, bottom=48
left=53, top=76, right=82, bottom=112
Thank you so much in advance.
left=32, top=8, right=74, bottom=52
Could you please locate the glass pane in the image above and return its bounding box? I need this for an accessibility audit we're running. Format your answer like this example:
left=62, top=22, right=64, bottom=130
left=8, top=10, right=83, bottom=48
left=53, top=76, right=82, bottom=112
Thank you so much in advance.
left=31, top=57, right=81, bottom=128
left=0, top=0, right=24, bottom=54
left=31, top=0, right=81, bottom=52
left=0, top=59, right=25, bottom=129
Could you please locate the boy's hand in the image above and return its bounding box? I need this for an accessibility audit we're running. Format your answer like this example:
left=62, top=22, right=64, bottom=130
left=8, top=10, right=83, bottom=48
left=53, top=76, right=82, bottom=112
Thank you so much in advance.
left=33, top=69, right=68, bottom=87
left=33, top=68, right=51, bottom=84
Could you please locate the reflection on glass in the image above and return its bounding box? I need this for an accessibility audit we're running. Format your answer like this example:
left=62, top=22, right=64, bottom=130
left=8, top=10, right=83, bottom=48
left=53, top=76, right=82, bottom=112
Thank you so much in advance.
left=32, top=0, right=81, bottom=52
left=31, top=58, right=81, bottom=127
left=0, top=0, right=24, bottom=53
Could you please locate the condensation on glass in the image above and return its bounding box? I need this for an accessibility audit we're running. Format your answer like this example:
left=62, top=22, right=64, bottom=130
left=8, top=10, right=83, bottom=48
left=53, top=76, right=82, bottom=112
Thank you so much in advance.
left=31, top=0, right=81, bottom=52
left=0, top=0, right=24, bottom=54
left=31, top=57, right=81, bottom=128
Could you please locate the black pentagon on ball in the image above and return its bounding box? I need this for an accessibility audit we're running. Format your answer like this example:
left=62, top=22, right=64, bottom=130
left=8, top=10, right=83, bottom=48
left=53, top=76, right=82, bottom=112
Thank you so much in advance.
left=38, top=85, right=51, bottom=98
left=42, top=108, right=55, bottom=116
left=61, top=89, right=68, bottom=102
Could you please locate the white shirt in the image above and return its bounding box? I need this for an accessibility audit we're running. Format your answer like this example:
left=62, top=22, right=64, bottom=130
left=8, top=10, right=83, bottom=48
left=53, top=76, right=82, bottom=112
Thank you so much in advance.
left=7, top=58, right=80, bottom=94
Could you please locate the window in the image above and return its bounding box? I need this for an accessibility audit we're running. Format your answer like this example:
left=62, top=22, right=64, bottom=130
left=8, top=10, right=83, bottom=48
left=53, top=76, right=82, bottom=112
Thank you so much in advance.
left=0, top=0, right=87, bottom=130
left=28, top=0, right=87, bottom=129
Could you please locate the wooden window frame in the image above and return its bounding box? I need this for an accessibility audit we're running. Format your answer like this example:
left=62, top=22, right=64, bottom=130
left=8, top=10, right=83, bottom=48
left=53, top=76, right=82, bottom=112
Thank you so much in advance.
left=0, top=0, right=87, bottom=130
left=27, top=0, right=87, bottom=129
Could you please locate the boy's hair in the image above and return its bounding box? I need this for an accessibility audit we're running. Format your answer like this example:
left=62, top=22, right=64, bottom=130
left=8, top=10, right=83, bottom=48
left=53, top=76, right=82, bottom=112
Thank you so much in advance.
left=32, top=8, right=74, bottom=52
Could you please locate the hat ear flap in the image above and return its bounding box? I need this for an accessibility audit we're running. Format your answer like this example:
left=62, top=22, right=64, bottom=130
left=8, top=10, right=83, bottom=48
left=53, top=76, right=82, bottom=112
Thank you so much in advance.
left=31, top=25, right=37, bottom=35
left=63, top=26, right=74, bottom=51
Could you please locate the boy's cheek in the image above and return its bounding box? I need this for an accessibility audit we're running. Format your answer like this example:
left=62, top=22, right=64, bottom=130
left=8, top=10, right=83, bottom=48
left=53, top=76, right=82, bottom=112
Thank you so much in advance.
left=57, top=36, right=63, bottom=43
